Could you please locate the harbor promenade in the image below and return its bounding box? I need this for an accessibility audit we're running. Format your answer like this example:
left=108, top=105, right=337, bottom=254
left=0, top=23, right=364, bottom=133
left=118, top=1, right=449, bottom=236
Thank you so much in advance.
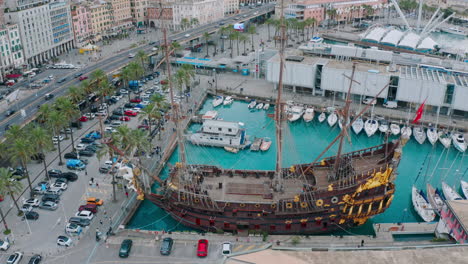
left=203, top=73, right=468, bottom=131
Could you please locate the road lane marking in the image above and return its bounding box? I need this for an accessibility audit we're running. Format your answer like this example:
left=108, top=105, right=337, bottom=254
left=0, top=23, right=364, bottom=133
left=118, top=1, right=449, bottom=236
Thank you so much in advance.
left=243, top=244, right=256, bottom=251
left=233, top=244, right=245, bottom=252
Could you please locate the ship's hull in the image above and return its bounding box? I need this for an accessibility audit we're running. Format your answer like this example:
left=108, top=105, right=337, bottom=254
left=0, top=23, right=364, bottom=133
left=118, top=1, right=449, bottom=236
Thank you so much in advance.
left=147, top=141, right=402, bottom=235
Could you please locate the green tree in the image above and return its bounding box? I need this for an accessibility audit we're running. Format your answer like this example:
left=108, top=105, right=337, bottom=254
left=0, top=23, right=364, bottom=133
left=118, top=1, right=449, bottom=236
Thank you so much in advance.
left=8, top=138, right=34, bottom=194
left=138, top=103, right=161, bottom=134
left=4, top=124, right=25, bottom=143
left=180, top=18, right=189, bottom=30
left=228, top=30, right=237, bottom=58
left=240, top=34, right=248, bottom=55
left=121, top=67, right=133, bottom=91
left=55, top=97, right=80, bottom=148
left=265, top=18, right=274, bottom=41
left=190, top=18, right=199, bottom=28
left=28, top=125, right=53, bottom=180
left=219, top=26, right=231, bottom=52
left=37, top=104, right=52, bottom=124
left=135, top=50, right=148, bottom=72
left=68, top=85, right=85, bottom=104
left=248, top=25, right=256, bottom=51
left=0, top=168, right=23, bottom=215
left=80, top=79, right=93, bottom=95
left=47, top=110, right=67, bottom=165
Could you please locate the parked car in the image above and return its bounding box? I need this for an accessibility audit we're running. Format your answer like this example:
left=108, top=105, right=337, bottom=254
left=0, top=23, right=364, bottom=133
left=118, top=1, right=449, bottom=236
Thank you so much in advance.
left=78, top=150, right=94, bottom=157
left=66, top=159, right=86, bottom=170
left=78, top=204, right=98, bottom=214
left=57, top=236, right=72, bottom=247
left=362, top=97, right=376, bottom=105
left=6, top=252, right=22, bottom=264
left=120, top=116, right=130, bottom=122
left=86, top=197, right=103, bottom=206
left=84, top=145, right=97, bottom=152
left=124, top=110, right=137, bottom=116
left=60, top=172, right=78, bottom=182
left=68, top=217, right=90, bottom=227
left=119, top=239, right=133, bottom=258
left=81, top=137, right=95, bottom=143
left=39, top=201, right=58, bottom=211
left=24, top=211, right=39, bottom=220
left=160, top=237, right=174, bottom=255
left=64, top=152, right=78, bottom=159
left=75, top=210, right=94, bottom=220
left=79, top=76, right=88, bottom=81
left=20, top=204, right=33, bottom=212
left=222, top=242, right=232, bottom=255
left=75, top=144, right=87, bottom=151
left=130, top=98, right=141, bottom=103
left=55, top=178, right=68, bottom=185
left=27, top=254, right=42, bottom=264
left=197, top=239, right=208, bottom=257
left=0, top=239, right=10, bottom=251
left=65, top=223, right=82, bottom=234
left=52, top=135, right=64, bottom=144
left=51, top=182, right=68, bottom=190
left=104, top=127, right=117, bottom=133
left=44, top=189, right=62, bottom=196
left=383, top=101, right=398, bottom=108
left=42, top=194, right=60, bottom=203
left=23, top=198, right=40, bottom=207
left=47, top=169, right=62, bottom=177
left=57, top=77, right=67, bottom=83
left=79, top=116, right=88, bottom=122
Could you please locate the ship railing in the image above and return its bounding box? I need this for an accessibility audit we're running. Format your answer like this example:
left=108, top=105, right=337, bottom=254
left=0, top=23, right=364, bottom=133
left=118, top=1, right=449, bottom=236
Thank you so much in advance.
left=311, top=143, right=389, bottom=167
left=175, top=190, right=221, bottom=211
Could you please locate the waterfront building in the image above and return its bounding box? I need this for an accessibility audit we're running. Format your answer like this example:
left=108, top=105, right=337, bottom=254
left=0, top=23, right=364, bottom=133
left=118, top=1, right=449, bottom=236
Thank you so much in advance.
left=71, top=4, right=92, bottom=47
left=0, top=24, right=24, bottom=83
left=110, top=0, right=133, bottom=31
left=224, top=0, right=239, bottom=15
left=4, top=0, right=74, bottom=66
left=89, top=2, right=112, bottom=42
left=130, top=0, right=147, bottom=27
left=266, top=48, right=468, bottom=117
left=438, top=201, right=468, bottom=244
left=0, top=0, right=4, bottom=25
left=172, top=0, right=224, bottom=31
left=147, top=2, right=174, bottom=30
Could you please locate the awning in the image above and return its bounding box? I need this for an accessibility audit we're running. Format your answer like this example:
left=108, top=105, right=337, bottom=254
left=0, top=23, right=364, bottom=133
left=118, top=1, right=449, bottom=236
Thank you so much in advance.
left=6, top=74, right=21, bottom=78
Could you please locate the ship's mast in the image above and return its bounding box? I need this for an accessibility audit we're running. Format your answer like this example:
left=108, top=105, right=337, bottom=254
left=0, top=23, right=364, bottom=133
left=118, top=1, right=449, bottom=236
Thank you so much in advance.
left=160, top=1, right=188, bottom=180
left=334, top=63, right=356, bottom=172
left=273, top=0, right=287, bottom=192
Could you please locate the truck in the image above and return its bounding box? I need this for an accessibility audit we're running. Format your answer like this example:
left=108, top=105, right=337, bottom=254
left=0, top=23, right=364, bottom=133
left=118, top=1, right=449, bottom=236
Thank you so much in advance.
left=66, top=159, right=86, bottom=170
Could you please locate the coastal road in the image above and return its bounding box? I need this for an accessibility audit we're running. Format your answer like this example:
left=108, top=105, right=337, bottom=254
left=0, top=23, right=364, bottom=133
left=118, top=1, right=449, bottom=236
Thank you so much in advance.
left=0, top=4, right=275, bottom=136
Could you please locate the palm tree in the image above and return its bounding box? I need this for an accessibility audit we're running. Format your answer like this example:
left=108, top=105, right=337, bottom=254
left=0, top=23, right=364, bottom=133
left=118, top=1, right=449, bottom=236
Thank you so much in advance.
left=219, top=26, right=230, bottom=52
left=240, top=34, right=248, bottom=55
left=47, top=110, right=67, bottom=165
left=190, top=18, right=199, bottom=28
left=37, top=104, right=52, bottom=124
left=0, top=168, right=23, bottom=215
left=265, top=18, right=274, bottom=41
left=80, top=79, right=93, bottom=95
left=228, top=31, right=237, bottom=58
left=180, top=18, right=189, bottom=30
left=138, top=103, right=161, bottom=134
left=121, top=67, right=133, bottom=91
left=97, top=132, right=120, bottom=202
left=28, top=125, right=53, bottom=180
left=135, top=50, right=148, bottom=72
left=203, top=32, right=211, bottom=58
left=326, top=8, right=338, bottom=28
left=170, top=41, right=181, bottom=57
left=0, top=206, right=8, bottom=233
left=248, top=25, right=256, bottom=51
left=4, top=124, right=25, bottom=143
left=68, top=85, right=85, bottom=104
left=55, top=97, right=80, bottom=148
left=8, top=138, right=34, bottom=194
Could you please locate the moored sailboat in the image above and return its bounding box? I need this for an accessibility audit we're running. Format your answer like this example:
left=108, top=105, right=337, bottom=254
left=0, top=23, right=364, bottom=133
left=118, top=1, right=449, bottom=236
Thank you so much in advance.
left=426, top=183, right=444, bottom=214
left=288, top=105, right=304, bottom=122
left=452, top=133, right=467, bottom=153
left=248, top=99, right=257, bottom=109
left=442, top=182, right=463, bottom=201
left=461, top=180, right=468, bottom=199
left=364, top=119, right=378, bottom=137
left=438, top=131, right=452, bottom=149
left=318, top=112, right=326, bottom=123
left=427, top=126, right=438, bottom=145
left=260, top=137, right=272, bottom=151
left=327, top=111, right=337, bottom=127
left=303, top=107, right=314, bottom=122
left=413, top=126, right=426, bottom=145
left=223, top=96, right=234, bottom=106
left=379, top=120, right=389, bottom=134
left=212, top=95, right=224, bottom=107
left=412, top=186, right=436, bottom=222
left=401, top=125, right=412, bottom=138
left=390, top=123, right=400, bottom=136
left=352, top=117, right=364, bottom=134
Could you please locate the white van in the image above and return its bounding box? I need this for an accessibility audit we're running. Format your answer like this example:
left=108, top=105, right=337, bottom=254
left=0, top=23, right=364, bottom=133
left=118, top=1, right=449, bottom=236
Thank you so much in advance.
left=221, top=242, right=231, bottom=255
left=111, top=121, right=122, bottom=127
left=383, top=101, right=398, bottom=109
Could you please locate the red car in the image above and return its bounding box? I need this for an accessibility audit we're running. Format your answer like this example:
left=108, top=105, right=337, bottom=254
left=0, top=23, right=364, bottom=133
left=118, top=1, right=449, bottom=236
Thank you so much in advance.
left=197, top=239, right=208, bottom=257
left=79, top=116, right=88, bottom=122
left=79, top=76, right=88, bottom=81
left=120, top=116, right=131, bottom=121
left=138, top=124, right=149, bottom=130
left=124, top=110, right=137, bottom=116
left=130, top=98, right=142, bottom=103
left=78, top=204, right=98, bottom=213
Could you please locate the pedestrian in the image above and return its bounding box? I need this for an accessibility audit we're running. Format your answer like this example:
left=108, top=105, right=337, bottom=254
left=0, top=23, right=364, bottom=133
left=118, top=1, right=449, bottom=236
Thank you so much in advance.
left=85, top=169, right=88, bottom=176
left=124, top=185, right=127, bottom=191
left=96, top=182, right=99, bottom=188
left=361, top=240, right=364, bottom=247
left=100, top=219, right=103, bottom=225
left=125, top=191, right=129, bottom=198
left=91, top=177, right=94, bottom=183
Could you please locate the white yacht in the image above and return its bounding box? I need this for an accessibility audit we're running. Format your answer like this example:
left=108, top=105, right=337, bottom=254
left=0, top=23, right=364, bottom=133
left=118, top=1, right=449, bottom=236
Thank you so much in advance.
left=427, top=126, right=438, bottom=145
left=247, top=99, right=256, bottom=109
left=461, top=180, right=468, bottom=199
left=327, top=112, right=338, bottom=127
left=413, top=126, right=426, bottom=145
left=263, top=103, right=270, bottom=110
left=352, top=117, right=364, bottom=135
left=189, top=120, right=250, bottom=149
left=378, top=120, right=389, bottom=134
left=412, top=186, right=436, bottom=222
left=303, top=107, right=314, bottom=122
left=364, top=119, right=378, bottom=137
left=212, top=95, right=224, bottom=107
left=438, top=131, right=452, bottom=149
left=202, top=110, right=218, bottom=120
left=318, top=112, right=326, bottom=123
left=442, top=182, right=463, bottom=201
left=452, top=133, right=467, bottom=153
left=223, top=96, right=233, bottom=106
left=401, top=126, right=412, bottom=138
left=256, top=103, right=264, bottom=110
left=288, top=105, right=305, bottom=122
left=390, top=123, right=400, bottom=136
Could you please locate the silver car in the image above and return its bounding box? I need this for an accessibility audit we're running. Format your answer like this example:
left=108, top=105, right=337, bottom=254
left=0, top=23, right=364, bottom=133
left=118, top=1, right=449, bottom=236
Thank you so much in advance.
left=39, top=201, right=58, bottom=211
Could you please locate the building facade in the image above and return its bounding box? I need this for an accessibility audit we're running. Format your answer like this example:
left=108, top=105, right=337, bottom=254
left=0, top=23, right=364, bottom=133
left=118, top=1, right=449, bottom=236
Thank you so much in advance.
left=89, top=2, right=112, bottom=41
left=130, top=0, right=147, bottom=26
left=71, top=4, right=92, bottom=47
left=147, top=3, right=174, bottom=30
left=111, top=0, right=133, bottom=31
left=0, top=0, right=4, bottom=25
left=5, top=0, right=74, bottom=66
left=172, top=0, right=224, bottom=30
left=224, top=0, right=239, bottom=15
left=0, top=24, right=24, bottom=83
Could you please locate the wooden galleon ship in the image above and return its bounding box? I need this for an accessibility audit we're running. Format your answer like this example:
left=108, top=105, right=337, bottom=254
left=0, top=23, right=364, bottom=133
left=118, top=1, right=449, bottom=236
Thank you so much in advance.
left=146, top=0, right=405, bottom=234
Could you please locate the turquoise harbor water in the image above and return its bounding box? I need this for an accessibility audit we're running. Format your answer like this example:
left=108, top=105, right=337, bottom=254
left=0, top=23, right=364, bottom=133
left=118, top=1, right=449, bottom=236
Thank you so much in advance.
left=127, top=97, right=467, bottom=235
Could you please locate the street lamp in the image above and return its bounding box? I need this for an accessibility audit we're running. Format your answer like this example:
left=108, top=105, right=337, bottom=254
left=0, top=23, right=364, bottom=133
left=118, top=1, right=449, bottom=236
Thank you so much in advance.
left=212, top=69, right=218, bottom=94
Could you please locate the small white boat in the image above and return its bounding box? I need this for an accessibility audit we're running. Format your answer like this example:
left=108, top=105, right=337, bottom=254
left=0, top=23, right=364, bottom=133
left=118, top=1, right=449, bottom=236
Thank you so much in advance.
left=364, top=119, right=378, bottom=137
left=401, top=126, right=412, bottom=138
left=256, top=103, right=264, bottom=110
left=247, top=99, right=256, bottom=109
left=260, top=137, right=272, bottom=151
left=352, top=117, right=364, bottom=135
left=413, top=126, right=426, bottom=145
left=318, top=112, right=326, bottom=123
left=438, top=131, right=452, bottom=149
left=202, top=110, right=218, bottom=120
left=442, top=182, right=463, bottom=201
left=224, top=146, right=239, bottom=153
left=461, top=180, right=468, bottom=199
left=412, top=186, right=436, bottom=222
left=303, top=108, right=314, bottom=122
left=212, top=95, right=224, bottom=107
left=263, top=103, right=270, bottom=110
left=390, top=123, right=400, bottom=136
left=378, top=121, right=389, bottom=133
left=427, top=127, right=438, bottom=145
left=452, top=133, right=467, bottom=153
left=223, top=96, right=233, bottom=105
left=327, top=112, right=337, bottom=127
left=250, top=137, right=263, bottom=151
left=426, top=183, right=444, bottom=213
left=288, top=105, right=304, bottom=122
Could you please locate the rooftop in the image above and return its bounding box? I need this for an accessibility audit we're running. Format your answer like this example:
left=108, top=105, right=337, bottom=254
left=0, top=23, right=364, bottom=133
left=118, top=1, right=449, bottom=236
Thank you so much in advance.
left=448, top=200, right=468, bottom=232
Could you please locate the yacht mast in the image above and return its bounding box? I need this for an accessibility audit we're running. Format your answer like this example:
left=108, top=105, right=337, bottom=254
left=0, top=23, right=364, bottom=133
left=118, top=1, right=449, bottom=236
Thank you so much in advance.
left=273, top=0, right=287, bottom=192
left=334, top=63, right=356, bottom=172
left=160, top=2, right=188, bottom=179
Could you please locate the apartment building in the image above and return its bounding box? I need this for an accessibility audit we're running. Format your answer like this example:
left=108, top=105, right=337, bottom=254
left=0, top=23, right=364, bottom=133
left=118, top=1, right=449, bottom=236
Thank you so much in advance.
left=89, top=2, right=112, bottom=41
left=224, top=0, right=239, bottom=15
left=71, top=4, right=92, bottom=47
left=130, top=0, right=147, bottom=26
left=147, top=1, right=174, bottom=30
left=172, top=0, right=224, bottom=30
left=0, top=24, right=24, bottom=83
left=110, top=0, right=133, bottom=31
